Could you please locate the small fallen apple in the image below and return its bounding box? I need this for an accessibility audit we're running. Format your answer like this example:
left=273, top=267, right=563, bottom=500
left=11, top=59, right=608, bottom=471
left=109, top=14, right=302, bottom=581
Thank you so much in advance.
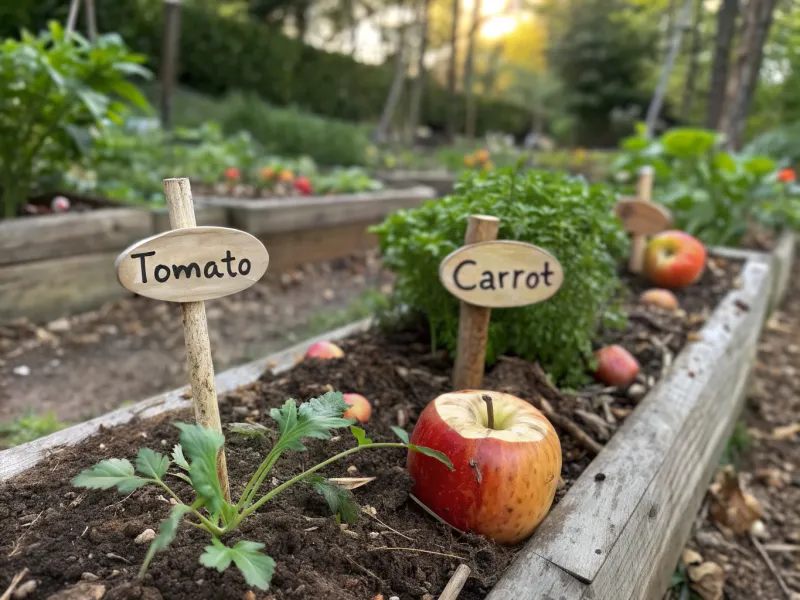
left=407, top=391, right=561, bottom=545
left=640, top=288, right=679, bottom=310
left=51, top=196, right=71, bottom=213
left=304, top=341, right=344, bottom=360
left=594, top=345, right=639, bottom=387
left=644, top=230, right=706, bottom=289
left=343, top=393, right=371, bottom=423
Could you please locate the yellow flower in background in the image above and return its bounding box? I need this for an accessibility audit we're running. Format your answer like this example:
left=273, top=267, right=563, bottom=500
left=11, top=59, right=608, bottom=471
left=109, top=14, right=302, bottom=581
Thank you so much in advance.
left=475, top=149, right=490, bottom=164
left=464, top=154, right=476, bottom=168
left=482, top=160, right=495, bottom=171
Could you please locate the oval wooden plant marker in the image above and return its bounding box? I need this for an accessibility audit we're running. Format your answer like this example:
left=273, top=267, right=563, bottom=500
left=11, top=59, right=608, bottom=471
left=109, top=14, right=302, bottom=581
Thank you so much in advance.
left=115, top=226, right=269, bottom=302
left=614, top=198, right=672, bottom=236
left=439, top=241, right=564, bottom=308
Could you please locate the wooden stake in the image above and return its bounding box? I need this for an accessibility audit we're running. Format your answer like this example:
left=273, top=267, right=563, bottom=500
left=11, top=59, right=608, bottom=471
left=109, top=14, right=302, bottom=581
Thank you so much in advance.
left=163, top=178, right=230, bottom=502
left=65, top=0, right=81, bottom=38
left=439, top=564, right=472, bottom=600
left=452, top=215, right=499, bottom=390
left=628, top=166, right=655, bottom=274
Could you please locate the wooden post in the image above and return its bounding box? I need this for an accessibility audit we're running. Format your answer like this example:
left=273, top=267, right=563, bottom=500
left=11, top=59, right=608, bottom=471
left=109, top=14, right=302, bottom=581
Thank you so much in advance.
left=160, top=0, right=182, bottom=130
left=84, top=0, right=97, bottom=41
left=452, top=215, right=500, bottom=390
left=65, top=0, right=81, bottom=38
left=628, top=166, right=655, bottom=274
left=163, top=178, right=230, bottom=502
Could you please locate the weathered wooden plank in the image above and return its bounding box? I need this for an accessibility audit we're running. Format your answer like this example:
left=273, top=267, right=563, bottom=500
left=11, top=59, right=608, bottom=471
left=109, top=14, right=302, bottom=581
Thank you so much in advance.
left=504, top=258, right=770, bottom=586
left=151, top=203, right=228, bottom=233
left=485, top=552, right=586, bottom=600
left=769, top=231, right=795, bottom=313
left=0, top=252, right=126, bottom=323
left=377, top=170, right=456, bottom=197
left=0, top=319, right=372, bottom=482
left=203, top=187, right=436, bottom=236
left=0, top=208, right=151, bottom=265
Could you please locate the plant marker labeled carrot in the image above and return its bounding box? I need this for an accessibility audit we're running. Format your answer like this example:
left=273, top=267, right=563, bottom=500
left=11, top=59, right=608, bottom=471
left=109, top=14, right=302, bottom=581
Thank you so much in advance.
left=115, top=178, right=270, bottom=501
left=614, top=166, right=672, bottom=274
left=439, top=215, right=564, bottom=389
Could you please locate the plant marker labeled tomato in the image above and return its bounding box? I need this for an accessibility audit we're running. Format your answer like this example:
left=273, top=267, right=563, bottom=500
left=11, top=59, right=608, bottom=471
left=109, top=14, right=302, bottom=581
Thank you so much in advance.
left=438, top=214, right=564, bottom=389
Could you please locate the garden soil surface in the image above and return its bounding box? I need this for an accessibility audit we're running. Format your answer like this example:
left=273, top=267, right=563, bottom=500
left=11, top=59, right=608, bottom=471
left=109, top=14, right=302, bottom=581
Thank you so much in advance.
left=669, top=250, right=800, bottom=600
left=0, top=258, right=740, bottom=600
left=0, top=251, right=390, bottom=428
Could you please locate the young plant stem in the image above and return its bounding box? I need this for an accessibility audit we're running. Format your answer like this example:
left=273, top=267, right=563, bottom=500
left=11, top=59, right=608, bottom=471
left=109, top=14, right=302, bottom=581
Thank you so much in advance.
left=482, top=394, right=495, bottom=430
left=237, top=447, right=284, bottom=511
left=236, top=443, right=408, bottom=523
left=153, top=479, right=223, bottom=536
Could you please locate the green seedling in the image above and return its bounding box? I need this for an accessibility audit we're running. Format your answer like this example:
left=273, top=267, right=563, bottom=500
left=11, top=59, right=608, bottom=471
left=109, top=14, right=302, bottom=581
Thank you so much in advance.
left=72, top=392, right=452, bottom=590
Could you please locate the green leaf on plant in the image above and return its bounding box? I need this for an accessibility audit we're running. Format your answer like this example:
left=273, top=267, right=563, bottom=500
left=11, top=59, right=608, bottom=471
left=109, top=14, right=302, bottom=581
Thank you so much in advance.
left=228, top=422, right=269, bottom=439
left=72, top=458, right=150, bottom=493
left=350, top=426, right=372, bottom=446
left=408, top=444, right=454, bottom=471
left=270, top=392, right=355, bottom=452
left=390, top=426, right=410, bottom=444
left=172, top=445, right=189, bottom=471
left=307, top=475, right=360, bottom=524
left=199, top=538, right=275, bottom=590
left=175, top=423, right=226, bottom=514
left=135, top=448, right=170, bottom=479
left=139, top=504, right=192, bottom=578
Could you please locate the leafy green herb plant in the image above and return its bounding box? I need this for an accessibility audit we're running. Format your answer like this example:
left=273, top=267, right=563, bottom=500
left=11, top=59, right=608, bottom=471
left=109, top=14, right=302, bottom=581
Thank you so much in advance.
left=372, top=167, right=629, bottom=388
left=72, top=392, right=451, bottom=590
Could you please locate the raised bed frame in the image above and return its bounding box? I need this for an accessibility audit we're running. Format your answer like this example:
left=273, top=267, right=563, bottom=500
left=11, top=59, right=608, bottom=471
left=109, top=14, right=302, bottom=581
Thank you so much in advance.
left=376, top=170, right=456, bottom=197
left=0, top=187, right=435, bottom=323
left=0, top=245, right=787, bottom=598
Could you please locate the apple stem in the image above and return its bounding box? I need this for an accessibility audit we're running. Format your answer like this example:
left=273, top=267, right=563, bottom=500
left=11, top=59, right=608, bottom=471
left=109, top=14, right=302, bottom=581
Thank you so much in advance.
left=482, top=394, right=495, bottom=430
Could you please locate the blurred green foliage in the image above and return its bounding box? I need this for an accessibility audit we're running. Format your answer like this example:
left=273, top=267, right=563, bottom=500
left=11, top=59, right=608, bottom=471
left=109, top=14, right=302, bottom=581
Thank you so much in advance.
left=372, top=168, right=629, bottom=387
left=0, top=410, right=68, bottom=448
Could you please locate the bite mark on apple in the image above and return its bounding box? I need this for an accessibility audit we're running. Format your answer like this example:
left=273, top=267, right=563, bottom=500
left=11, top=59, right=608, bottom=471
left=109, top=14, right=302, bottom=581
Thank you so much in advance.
left=468, top=459, right=483, bottom=484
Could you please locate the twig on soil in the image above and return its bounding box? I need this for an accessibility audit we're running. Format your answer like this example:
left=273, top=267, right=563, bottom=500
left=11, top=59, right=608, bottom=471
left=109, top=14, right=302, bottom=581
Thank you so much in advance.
left=532, top=395, right=604, bottom=456
left=763, top=543, right=800, bottom=553
left=0, top=568, right=29, bottom=600
left=439, top=564, right=472, bottom=600
left=337, top=550, right=383, bottom=583
left=628, top=310, right=684, bottom=335
left=750, top=532, right=794, bottom=599
left=369, top=546, right=466, bottom=560
left=409, top=493, right=466, bottom=536
left=363, top=509, right=414, bottom=541
left=8, top=511, right=42, bottom=557
left=650, top=336, right=674, bottom=380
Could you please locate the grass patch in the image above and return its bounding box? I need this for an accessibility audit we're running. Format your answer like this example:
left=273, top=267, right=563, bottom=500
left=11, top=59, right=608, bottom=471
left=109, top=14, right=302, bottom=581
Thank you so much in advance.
left=0, top=410, right=69, bottom=449
left=306, top=288, right=389, bottom=337
left=720, top=419, right=751, bottom=467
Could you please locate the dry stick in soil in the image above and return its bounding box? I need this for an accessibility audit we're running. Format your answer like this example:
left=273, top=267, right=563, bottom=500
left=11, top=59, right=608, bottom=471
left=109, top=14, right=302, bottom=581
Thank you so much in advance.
left=452, top=214, right=500, bottom=389
left=439, top=564, right=473, bottom=600
left=0, top=568, right=28, bottom=600
left=163, top=177, right=230, bottom=502
left=750, top=532, right=794, bottom=599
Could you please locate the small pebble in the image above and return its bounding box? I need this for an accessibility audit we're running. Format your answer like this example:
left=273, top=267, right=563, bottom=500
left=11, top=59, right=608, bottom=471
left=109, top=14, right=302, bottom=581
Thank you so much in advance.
left=169, top=498, right=178, bottom=505
left=595, top=473, right=606, bottom=482
left=80, top=572, right=100, bottom=581
left=627, top=383, right=647, bottom=401
left=12, top=579, right=37, bottom=599
left=135, top=529, right=156, bottom=544
left=99, top=444, right=106, bottom=450
left=389, top=597, right=400, bottom=600
left=369, top=532, right=380, bottom=539
left=12, top=365, right=30, bottom=377
left=242, top=592, right=257, bottom=600
left=347, top=465, right=358, bottom=474
left=160, top=439, right=167, bottom=446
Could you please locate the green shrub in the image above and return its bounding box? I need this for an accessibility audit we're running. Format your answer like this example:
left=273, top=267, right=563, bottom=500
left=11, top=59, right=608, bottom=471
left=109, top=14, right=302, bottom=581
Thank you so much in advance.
left=3, top=0, right=533, bottom=136
left=612, top=125, right=800, bottom=246
left=372, top=168, right=629, bottom=387
left=0, top=22, right=151, bottom=217
left=744, top=122, right=800, bottom=167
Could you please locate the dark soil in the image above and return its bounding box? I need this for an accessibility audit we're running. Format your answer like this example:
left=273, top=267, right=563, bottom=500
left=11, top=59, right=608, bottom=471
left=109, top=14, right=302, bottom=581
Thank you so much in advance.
left=670, top=251, right=800, bottom=600
left=0, top=258, right=740, bottom=600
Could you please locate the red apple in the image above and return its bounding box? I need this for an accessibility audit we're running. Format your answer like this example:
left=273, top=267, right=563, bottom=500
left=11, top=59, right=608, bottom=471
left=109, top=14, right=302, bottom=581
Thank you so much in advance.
left=51, top=196, right=71, bottom=213
left=644, top=231, right=706, bottom=289
left=343, top=393, right=371, bottom=423
left=640, top=288, right=679, bottom=310
left=594, top=345, right=639, bottom=387
left=407, top=391, right=561, bottom=545
left=304, top=341, right=344, bottom=360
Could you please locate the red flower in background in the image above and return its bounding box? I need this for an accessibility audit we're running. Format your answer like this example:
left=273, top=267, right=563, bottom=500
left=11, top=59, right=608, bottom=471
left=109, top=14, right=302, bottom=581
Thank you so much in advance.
left=778, top=168, right=796, bottom=183
left=224, top=167, right=241, bottom=181
left=293, top=176, right=313, bottom=196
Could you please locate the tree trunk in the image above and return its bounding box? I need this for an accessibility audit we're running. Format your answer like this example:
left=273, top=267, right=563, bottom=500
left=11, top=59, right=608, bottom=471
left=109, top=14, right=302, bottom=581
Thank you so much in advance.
left=664, top=0, right=676, bottom=60
left=706, top=0, right=739, bottom=129
left=679, top=0, right=704, bottom=122
left=373, top=22, right=408, bottom=143
left=645, top=0, right=694, bottom=137
left=720, top=0, right=779, bottom=150
left=406, top=0, right=430, bottom=144
left=446, top=0, right=462, bottom=139
left=463, top=0, right=483, bottom=138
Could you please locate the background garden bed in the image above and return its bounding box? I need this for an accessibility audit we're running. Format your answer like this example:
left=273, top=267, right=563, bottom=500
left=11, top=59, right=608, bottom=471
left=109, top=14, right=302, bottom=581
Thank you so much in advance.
left=0, top=249, right=774, bottom=599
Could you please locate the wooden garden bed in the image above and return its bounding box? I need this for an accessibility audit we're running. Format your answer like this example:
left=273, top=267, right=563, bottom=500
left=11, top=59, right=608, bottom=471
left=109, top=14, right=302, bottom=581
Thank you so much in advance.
left=376, top=170, right=456, bottom=197
left=0, top=248, right=776, bottom=599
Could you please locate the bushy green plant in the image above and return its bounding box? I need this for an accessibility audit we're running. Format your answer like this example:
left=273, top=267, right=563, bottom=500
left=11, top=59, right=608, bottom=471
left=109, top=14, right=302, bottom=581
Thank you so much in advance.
left=0, top=410, right=68, bottom=448
left=73, top=392, right=451, bottom=590
left=744, top=122, right=800, bottom=167
left=0, top=21, right=151, bottom=217
left=372, top=168, right=629, bottom=387
left=612, top=126, right=800, bottom=246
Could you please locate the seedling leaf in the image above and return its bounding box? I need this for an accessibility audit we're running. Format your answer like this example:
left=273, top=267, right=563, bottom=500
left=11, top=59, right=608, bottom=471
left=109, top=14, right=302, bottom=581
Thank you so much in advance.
left=175, top=423, right=226, bottom=514
left=72, top=458, right=149, bottom=493
left=270, top=392, right=355, bottom=451
left=139, top=503, right=192, bottom=577
left=408, top=444, right=454, bottom=471
left=200, top=538, right=275, bottom=590
left=172, top=444, right=189, bottom=470
left=136, top=448, right=170, bottom=479
left=390, top=426, right=410, bottom=444
left=229, top=422, right=269, bottom=439
left=307, top=475, right=360, bottom=524
left=350, top=426, right=372, bottom=446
